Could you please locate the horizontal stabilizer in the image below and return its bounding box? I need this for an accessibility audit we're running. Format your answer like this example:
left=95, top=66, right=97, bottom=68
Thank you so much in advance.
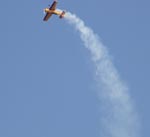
left=59, top=11, right=66, bottom=18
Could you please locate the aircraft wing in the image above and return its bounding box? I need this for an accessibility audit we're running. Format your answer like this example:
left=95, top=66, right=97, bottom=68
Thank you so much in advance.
left=43, top=13, right=53, bottom=21
left=49, top=1, right=58, bottom=10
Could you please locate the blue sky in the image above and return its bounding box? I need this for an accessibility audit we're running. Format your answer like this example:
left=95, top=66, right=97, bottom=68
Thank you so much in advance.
left=0, top=0, right=149, bottom=136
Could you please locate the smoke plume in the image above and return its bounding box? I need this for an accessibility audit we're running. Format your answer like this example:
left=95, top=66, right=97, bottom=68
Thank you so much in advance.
left=64, top=12, right=140, bottom=137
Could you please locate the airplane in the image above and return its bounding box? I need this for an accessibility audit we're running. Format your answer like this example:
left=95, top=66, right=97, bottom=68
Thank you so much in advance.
left=43, top=0, right=66, bottom=21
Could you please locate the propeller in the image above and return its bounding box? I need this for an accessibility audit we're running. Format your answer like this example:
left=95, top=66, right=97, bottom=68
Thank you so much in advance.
left=43, top=9, right=46, bottom=14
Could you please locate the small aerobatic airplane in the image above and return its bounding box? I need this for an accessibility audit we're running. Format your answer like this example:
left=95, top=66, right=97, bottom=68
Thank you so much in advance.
left=43, top=0, right=65, bottom=21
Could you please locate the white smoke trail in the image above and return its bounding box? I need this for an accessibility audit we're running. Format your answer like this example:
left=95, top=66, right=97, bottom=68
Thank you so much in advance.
left=64, top=12, right=140, bottom=137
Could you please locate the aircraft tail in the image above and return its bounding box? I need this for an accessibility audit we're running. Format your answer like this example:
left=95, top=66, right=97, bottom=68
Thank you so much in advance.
left=59, top=11, right=66, bottom=18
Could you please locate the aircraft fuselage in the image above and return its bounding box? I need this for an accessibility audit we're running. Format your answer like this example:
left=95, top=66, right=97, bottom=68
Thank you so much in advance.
left=44, top=8, right=61, bottom=15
